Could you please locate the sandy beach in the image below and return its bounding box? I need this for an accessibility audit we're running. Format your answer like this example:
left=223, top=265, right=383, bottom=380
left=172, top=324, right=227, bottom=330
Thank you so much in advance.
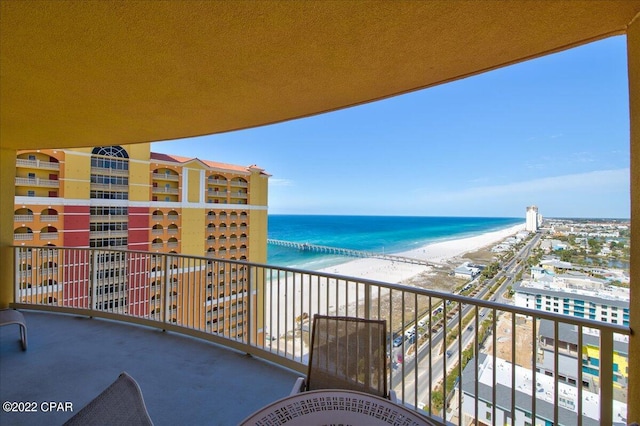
left=317, top=222, right=526, bottom=284
left=265, top=223, right=525, bottom=342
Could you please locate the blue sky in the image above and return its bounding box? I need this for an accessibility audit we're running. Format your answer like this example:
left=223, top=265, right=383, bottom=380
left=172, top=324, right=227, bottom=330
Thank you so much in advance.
left=152, top=36, right=630, bottom=219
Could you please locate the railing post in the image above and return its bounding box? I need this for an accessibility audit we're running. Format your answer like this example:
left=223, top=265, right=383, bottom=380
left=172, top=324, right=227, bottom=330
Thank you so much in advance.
left=13, top=247, right=19, bottom=303
left=599, top=328, right=614, bottom=425
left=163, top=253, right=169, bottom=326
left=364, top=283, right=371, bottom=320
left=91, top=250, right=98, bottom=311
left=247, top=265, right=253, bottom=347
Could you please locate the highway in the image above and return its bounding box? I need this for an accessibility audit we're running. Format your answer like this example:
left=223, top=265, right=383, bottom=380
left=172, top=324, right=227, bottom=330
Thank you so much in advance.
left=390, top=231, right=543, bottom=407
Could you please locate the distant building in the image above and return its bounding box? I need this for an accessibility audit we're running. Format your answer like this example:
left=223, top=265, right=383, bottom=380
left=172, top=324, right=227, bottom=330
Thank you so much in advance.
left=460, top=354, right=627, bottom=426
left=526, top=205, right=539, bottom=232
left=513, top=279, right=629, bottom=326
left=537, top=319, right=628, bottom=399
left=454, top=262, right=482, bottom=280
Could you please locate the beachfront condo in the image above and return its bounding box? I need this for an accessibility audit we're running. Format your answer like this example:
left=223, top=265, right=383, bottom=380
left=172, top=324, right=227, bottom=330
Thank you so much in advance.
left=13, top=145, right=269, bottom=337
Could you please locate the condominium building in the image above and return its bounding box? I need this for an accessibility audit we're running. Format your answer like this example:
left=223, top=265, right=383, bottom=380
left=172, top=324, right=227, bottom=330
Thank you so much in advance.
left=13, top=144, right=269, bottom=337
left=537, top=319, right=628, bottom=399
left=460, top=354, right=627, bottom=426
left=526, top=205, right=539, bottom=232
left=513, top=279, right=629, bottom=326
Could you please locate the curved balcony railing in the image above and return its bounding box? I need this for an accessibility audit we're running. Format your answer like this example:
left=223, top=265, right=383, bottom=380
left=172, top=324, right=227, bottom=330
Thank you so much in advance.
left=10, top=246, right=630, bottom=425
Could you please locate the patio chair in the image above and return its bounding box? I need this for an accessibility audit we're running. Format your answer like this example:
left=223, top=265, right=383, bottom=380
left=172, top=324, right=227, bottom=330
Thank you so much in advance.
left=64, top=372, right=153, bottom=426
left=291, top=315, right=396, bottom=402
left=0, top=308, right=27, bottom=351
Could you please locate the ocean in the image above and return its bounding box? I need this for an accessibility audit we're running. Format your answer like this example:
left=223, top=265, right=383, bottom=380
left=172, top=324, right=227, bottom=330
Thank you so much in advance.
left=267, top=215, right=523, bottom=270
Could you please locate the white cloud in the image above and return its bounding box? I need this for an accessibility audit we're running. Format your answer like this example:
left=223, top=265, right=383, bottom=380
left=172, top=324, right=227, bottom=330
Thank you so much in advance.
left=423, top=168, right=629, bottom=203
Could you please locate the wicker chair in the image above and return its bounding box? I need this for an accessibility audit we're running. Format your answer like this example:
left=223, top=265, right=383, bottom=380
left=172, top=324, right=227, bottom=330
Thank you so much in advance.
left=291, top=315, right=396, bottom=402
left=64, top=372, right=153, bottom=426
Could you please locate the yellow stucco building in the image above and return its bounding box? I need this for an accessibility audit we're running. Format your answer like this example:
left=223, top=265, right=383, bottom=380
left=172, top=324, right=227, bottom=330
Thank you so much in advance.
left=13, top=144, right=269, bottom=337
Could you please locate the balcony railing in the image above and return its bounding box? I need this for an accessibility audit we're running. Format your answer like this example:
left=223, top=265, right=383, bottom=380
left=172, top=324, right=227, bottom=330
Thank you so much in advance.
left=39, top=232, right=59, bottom=240
left=90, top=215, right=128, bottom=222
left=229, top=180, right=249, bottom=188
left=152, top=172, right=179, bottom=181
left=14, top=233, right=35, bottom=241
left=16, top=158, right=60, bottom=170
left=10, top=246, right=630, bottom=425
left=15, top=177, right=60, bottom=187
left=40, top=214, right=59, bottom=222
left=14, top=215, right=34, bottom=222
left=152, top=186, right=179, bottom=194
left=89, top=182, right=129, bottom=191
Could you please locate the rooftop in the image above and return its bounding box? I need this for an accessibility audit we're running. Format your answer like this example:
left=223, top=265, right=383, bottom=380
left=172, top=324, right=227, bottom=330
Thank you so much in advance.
left=0, top=311, right=299, bottom=425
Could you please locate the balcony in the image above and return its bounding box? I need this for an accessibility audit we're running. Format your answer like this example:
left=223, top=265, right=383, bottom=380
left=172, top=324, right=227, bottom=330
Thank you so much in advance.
left=16, top=158, right=60, bottom=170
left=14, top=177, right=59, bottom=188
left=152, top=186, right=179, bottom=194
left=14, top=215, right=34, bottom=222
left=89, top=182, right=129, bottom=191
left=4, top=246, right=631, bottom=425
left=0, top=310, right=298, bottom=425
left=152, top=172, right=179, bottom=181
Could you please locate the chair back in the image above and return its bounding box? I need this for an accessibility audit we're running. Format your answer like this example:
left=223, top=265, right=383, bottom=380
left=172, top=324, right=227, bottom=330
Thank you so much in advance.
left=64, top=372, right=153, bottom=426
left=306, top=315, right=388, bottom=398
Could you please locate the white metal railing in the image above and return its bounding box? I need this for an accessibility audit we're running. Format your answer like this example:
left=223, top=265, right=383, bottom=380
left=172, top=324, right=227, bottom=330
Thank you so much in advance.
left=15, top=177, right=60, bottom=187
left=16, top=158, right=60, bottom=170
left=40, top=215, right=59, bottom=222
left=207, top=178, right=227, bottom=185
left=229, top=180, right=248, bottom=188
left=230, top=191, right=248, bottom=198
left=10, top=246, right=630, bottom=425
left=14, top=215, right=34, bottom=222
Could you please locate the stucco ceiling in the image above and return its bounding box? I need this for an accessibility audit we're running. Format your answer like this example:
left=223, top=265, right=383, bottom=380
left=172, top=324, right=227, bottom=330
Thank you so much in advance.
left=1, top=1, right=639, bottom=150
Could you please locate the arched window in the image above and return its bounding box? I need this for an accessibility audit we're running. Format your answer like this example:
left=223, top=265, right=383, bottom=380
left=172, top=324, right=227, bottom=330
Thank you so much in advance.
left=91, top=146, right=129, bottom=158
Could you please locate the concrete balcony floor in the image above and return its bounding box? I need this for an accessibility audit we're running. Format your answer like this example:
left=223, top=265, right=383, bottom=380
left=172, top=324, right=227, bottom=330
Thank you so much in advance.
left=0, top=311, right=300, bottom=425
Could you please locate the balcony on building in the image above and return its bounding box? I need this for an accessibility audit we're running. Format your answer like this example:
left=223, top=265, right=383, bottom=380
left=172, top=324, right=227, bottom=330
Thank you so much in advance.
left=16, top=155, right=60, bottom=171
left=15, top=176, right=60, bottom=188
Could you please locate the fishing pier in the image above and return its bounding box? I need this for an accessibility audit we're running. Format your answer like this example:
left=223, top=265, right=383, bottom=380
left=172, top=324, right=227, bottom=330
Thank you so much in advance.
left=267, top=239, right=440, bottom=267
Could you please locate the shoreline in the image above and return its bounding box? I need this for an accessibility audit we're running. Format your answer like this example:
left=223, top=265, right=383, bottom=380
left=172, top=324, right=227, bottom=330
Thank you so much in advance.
left=264, top=222, right=525, bottom=339
left=317, top=222, right=526, bottom=284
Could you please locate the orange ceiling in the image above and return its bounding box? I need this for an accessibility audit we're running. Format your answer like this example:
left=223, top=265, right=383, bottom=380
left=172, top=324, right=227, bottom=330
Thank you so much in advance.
left=1, top=1, right=639, bottom=150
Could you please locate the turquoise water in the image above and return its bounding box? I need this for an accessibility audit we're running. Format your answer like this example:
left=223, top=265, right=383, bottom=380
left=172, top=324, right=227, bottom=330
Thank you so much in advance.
left=267, top=215, right=523, bottom=270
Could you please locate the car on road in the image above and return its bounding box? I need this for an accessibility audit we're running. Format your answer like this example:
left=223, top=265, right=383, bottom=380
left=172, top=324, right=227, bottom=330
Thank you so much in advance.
left=446, top=350, right=453, bottom=358
left=393, top=336, right=404, bottom=347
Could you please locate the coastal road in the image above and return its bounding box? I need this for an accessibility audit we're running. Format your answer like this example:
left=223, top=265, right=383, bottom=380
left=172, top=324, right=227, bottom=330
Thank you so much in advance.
left=390, top=231, right=542, bottom=404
